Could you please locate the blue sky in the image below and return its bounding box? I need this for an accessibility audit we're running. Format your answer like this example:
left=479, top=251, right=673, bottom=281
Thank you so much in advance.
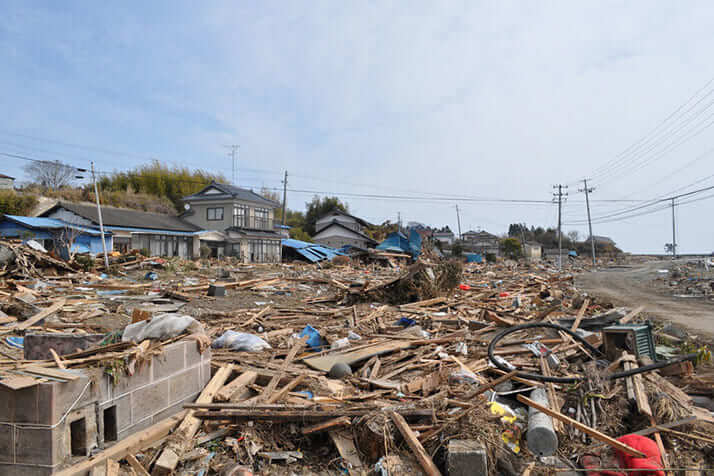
left=2, top=1, right=714, bottom=253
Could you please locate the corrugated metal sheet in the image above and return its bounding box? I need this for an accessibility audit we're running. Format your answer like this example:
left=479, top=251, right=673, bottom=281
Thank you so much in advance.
left=2, top=215, right=109, bottom=236
left=281, top=239, right=345, bottom=262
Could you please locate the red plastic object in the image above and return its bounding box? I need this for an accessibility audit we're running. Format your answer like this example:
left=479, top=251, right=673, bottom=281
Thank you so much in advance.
left=499, top=292, right=509, bottom=297
left=459, top=284, right=471, bottom=291
left=614, top=435, right=665, bottom=476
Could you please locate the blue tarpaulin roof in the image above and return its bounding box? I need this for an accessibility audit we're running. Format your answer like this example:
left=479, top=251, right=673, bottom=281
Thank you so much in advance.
left=281, top=239, right=345, bottom=263
left=2, top=215, right=110, bottom=236
left=376, top=230, right=422, bottom=257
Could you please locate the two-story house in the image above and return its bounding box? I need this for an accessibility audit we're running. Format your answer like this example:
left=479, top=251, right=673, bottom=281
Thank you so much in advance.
left=461, top=230, right=500, bottom=256
left=181, top=182, right=282, bottom=262
left=433, top=228, right=455, bottom=245
left=312, top=209, right=376, bottom=250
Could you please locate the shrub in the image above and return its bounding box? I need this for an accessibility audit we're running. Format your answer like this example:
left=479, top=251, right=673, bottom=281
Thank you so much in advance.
left=0, top=190, right=38, bottom=216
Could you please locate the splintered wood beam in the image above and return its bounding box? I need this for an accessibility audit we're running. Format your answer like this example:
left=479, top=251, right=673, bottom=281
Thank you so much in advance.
left=516, top=394, right=646, bottom=458
left=302, top=416, right=352, bottom=435
left=125, top=454, right=150, bottom=476
left=389, top=411, right=442, bottom=476
left=265, top=374, right=306, bottom=404
left=570, top=298, right=590, bottom=332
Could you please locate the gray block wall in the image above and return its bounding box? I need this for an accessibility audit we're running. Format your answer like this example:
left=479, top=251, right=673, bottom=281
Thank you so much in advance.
left=0, top=340, right=211, bottom=476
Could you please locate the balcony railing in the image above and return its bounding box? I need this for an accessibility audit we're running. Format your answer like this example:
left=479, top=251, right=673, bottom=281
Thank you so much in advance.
left=233, top=216, right=274, bottom=230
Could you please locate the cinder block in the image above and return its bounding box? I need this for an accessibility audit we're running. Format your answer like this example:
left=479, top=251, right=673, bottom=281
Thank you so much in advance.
left=0, top=386, right=16, bottom=423
left=152, top=396, right=192, bottom=423
left=15, top=427, right=58, bottom=466
left=200, top=360, right=211, bottom=385
left=447, top=439, right=487, bottom=476
left=51, top=375, right=93, bottom=425
left=168, top=365, right=201, bottom=403
left=131, top=380, right=169, bottom=423
left=0, top=425, right=14, bottom=464
left=111, top=393, right=132, bottom=432
left=118, top=414, right=153, bottom=441
left=152, top=341, right=186, bottom=381
left=13, top=385, right=38, bottom=424
left=23, top=333, right=104, bottom=360
left=112, top=359, right=152, bottom=397
left=0, top=462, right=54, bottom=476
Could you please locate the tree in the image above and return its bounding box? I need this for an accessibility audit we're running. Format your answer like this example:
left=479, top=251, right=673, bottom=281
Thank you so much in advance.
left=567, top=230, right=580, bottom=242
left=304, top=196, right=349, bottom=236
left=500, top=237, right=522, bottom=259
left=24, top=160, right=77, bottom=189
left=451, top=241, right=463, bottom=257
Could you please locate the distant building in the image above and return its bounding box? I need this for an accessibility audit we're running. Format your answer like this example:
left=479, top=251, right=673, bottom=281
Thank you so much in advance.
left=0, top=173, right=15, bottom=190
left=181, top=181, right=283, bottom=262
left=461, top=230, right=500, bottom=256
left=433, top=229, right=455, bottom=245
left=523, top=242, right=542, bottom=262
left=41, top=201, right=201, bottom=258
left=312, top=209, right=377, bottom=250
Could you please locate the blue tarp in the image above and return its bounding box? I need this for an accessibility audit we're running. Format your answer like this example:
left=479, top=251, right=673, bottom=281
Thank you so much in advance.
left=281, top=239, right=345, bottom=263
left=465, top=253, right=483, bottom=263
left=568, top=250, right=578, bottom=257
left=376, top=230, right=422, bottom=257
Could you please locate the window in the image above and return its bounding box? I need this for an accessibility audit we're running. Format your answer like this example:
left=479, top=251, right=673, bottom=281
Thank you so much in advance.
left=233, top=205, right=247, bottom=227
left=254, top=208, right=270, bottom=229
left=207, top=207, right=224, bottom=221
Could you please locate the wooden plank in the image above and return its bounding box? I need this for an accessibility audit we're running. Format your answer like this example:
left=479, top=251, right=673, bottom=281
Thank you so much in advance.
left=54, top=412, right=185, bottom=476
left=303, top=340, right=413, bottom=372
left=389, top=411, right=442, bottom=476
left=153, top=365, right=233, bottom=475
left=303, top=416, right=351, bottom=435
left=619, top=305, right=645, bottom=324
left=463, top=370, right=517, bottom=399
left=125, top=454, right=149, bottom=476
left=105, top=460, right=119, bottom=476
left=0, top=375, right=39, bottom=390
left=214, top=371, right=257, bottom=402
left=329, top=430, right=363, bottom=473
left=23, top=365, right=80, bottom=381
left=266, top=374, right=306, bottom=404
left=16, top=298, right=66, bottom=331
left=516, top=395, right=646, bottom=458
left=262, top=337, right=306, bottom=402
left=570, top=298, right=590, bottom=332
left=49, top=348, right=66, bottom=369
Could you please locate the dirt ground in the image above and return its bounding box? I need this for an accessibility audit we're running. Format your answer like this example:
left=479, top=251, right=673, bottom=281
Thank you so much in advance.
left=576, top=259, right=714, bottom=339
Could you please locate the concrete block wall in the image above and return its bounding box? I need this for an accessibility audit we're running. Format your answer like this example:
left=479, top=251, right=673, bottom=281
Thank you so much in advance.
left=0, top=340, right=211, bottom=476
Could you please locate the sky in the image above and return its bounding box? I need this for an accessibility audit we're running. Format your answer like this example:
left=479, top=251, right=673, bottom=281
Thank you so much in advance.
left=1, top=1, right=714, bottom=253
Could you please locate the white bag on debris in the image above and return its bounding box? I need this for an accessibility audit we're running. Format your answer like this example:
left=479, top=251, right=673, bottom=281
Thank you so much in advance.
left=212, top=330, right=271, bottom=352
left=122, top=313, right=204, bottom=343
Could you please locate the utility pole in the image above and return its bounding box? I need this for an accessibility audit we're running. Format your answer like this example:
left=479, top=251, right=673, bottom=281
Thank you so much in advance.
left=455, top=204, right=462, bottom=240
left=579, top=179, right=596, bottom=266
left=91, top=162, right=109, bottom=269
left=397, top=212, right=401, bottom=232
left=553, top=185, right=567, bottom=270
left=281, top=171, right=288, bottom=226
left=225, top=145, right=239, bottom=185
left=671, top=198, right=677, bottom=260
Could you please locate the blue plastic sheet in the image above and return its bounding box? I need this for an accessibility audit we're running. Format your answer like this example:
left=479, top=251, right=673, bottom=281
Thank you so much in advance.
left=299, top=325, right=326, bottom=351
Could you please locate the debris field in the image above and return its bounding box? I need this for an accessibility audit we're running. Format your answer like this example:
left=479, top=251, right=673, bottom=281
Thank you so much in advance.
left=0, top=239, right=712, bottom=475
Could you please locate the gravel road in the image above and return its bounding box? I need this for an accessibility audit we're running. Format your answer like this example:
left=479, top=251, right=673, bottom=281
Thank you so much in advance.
left=575, top=260, right=714, bottom=338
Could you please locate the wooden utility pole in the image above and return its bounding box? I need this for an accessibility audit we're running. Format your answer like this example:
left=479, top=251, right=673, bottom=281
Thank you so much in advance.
left=671, top=198, right=677, bottom=259
left=455, top=204, right=462, bottom=240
